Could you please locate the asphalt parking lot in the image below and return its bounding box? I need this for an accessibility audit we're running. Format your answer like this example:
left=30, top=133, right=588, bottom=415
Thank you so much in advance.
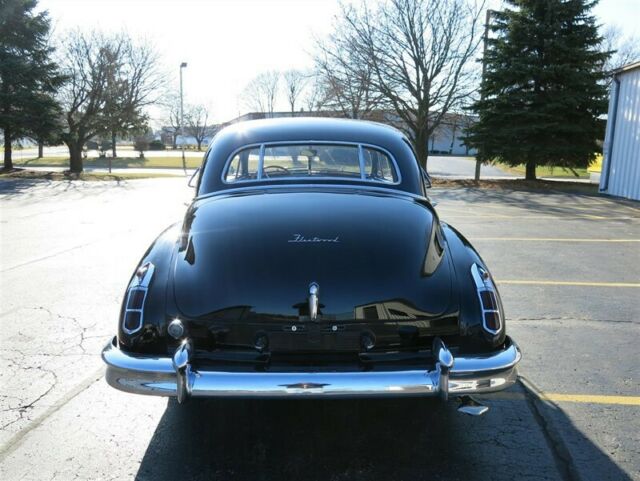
left=0, top=177, right=638, bottom=480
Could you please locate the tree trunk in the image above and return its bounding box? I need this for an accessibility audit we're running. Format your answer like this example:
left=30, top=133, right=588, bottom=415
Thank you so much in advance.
left=68, top=142, right=84, bottom=173
left=111, top=131, right=117, bottom=158
left=172, top=134, right=177, bottom=150
left=414, top=129, right=429, bottom=170
left=474, top=160, right=482, bottom=181
left=38, top=139, right=44, bottom=158
left=3, top=130, right=12, bottom=170
left=449, top=123, right=457, bottom=154
left=525, top=160, right=536, bottom=180
left=197, top=140, right=202, bottom=151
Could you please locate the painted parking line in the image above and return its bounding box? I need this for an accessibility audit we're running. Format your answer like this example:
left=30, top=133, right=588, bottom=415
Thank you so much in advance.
left=485, top=392, right=640, bottom=406
left=497, top=280, right=640, bottom=288
left=472, top=237, right=640, bottom=243
left=542, top=394, right=640, bottom=406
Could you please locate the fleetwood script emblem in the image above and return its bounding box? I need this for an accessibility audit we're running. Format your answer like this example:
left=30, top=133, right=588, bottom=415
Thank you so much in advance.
left=288, top=234, right=340, bottom=243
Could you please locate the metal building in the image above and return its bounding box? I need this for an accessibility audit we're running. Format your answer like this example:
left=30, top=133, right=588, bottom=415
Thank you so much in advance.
left=600, top=61, right=640, bottom=200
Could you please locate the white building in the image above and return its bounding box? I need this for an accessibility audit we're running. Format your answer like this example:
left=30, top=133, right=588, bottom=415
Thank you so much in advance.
left=600, top=61, right=640, bottom=200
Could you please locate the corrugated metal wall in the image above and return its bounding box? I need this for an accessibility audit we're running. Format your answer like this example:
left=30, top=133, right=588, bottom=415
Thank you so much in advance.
left=600, top=67, right=640, bottom=201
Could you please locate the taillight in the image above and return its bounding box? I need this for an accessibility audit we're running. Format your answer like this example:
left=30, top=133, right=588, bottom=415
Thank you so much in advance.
left=471, top=263, right=502, bottom=335
left=122, top=262, right=155, bottom=334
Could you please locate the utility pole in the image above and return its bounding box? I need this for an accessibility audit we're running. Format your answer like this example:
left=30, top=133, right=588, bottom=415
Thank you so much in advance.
left=474, top=9, right=494, bottom=182
left=180, top=62, right=188, bottom=174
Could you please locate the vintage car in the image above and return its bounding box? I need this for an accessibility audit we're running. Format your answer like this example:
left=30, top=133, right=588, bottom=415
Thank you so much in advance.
left=102, top=118, right=520, bottom=415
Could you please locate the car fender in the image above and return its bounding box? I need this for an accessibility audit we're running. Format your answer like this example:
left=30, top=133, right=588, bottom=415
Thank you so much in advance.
left=442, top=223, right=507, bottom=349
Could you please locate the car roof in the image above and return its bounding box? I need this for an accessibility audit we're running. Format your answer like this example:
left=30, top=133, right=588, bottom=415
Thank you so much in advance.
left=198, top=117, right=424, bottom=196
left=211, top=117, right=407, bottom=147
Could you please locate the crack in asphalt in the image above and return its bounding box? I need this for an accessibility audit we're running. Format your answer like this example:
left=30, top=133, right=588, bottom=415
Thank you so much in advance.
left=0, top=306, right=105, bottom=433
left=0, top=367, right=105, bottom=461
left=519, top=376, right=581, bottom=481
left=0, top=366, right=58, bottom=415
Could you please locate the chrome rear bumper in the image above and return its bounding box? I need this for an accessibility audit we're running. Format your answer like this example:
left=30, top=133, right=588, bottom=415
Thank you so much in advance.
left=102, top=336, right=520, bottom=401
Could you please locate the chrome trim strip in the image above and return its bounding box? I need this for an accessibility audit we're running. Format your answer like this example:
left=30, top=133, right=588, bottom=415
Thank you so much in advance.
left=256, top=144, right=265, bottom=181
left=103, top=336, right=521, bottom=399
left=194, top=183, right=432, bottom=209
left=357, top=144, right=366, bottom=180
left=219, top=141, right=402, bottom=186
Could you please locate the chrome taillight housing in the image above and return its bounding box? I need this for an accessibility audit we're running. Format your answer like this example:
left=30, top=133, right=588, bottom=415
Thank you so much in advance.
left=470, top=263, right=502, bottom=335
left=122, top=262, right=155, bottom=334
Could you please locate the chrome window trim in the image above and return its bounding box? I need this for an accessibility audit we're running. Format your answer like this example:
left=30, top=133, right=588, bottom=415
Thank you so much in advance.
left=256, top=144, right=265, bottom=181
left=219, top=141, right=402, bottom=186
left=357, top=144, right=366, bottom=180
left=122, top=263, right=155, bottom=335
left=195, top=183, right=428, bottom=204
left=470, top=263, right=501, bottom=335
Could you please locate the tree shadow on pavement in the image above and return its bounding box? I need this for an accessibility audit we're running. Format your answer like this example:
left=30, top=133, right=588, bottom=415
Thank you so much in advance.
left=0, top=176, right=138, bottom=201
left=0, top=177, right=50, bottom=197
left=134, top=382, right=632, bottom=481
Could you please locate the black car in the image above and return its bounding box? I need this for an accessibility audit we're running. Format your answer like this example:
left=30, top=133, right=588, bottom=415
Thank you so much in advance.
left=102, top=118, right=520, bottom=413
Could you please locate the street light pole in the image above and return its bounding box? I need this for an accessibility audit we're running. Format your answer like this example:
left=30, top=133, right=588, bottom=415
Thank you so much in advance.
left=179, top=62, right=188, bottom=174
left=474, top=9, right=494, bottom=182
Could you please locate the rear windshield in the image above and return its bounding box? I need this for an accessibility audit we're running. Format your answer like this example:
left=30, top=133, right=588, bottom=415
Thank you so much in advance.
left=223, top=143, right=399, bottom=184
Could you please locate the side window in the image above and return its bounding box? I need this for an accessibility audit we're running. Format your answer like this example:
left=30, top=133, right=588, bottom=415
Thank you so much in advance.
left=362, top=148, right=398, bottom=183
left=224, top=147, right=260, bottom=182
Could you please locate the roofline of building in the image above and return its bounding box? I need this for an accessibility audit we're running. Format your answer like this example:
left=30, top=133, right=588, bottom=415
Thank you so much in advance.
left=613, top=60, right=640, bottom=75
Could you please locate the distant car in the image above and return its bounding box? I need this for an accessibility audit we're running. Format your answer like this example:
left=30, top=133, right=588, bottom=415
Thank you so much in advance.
left=102, top=118, right=520, bottom=412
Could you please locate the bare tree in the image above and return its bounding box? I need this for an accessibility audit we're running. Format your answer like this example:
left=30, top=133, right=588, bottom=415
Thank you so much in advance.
left=103, top=38, right=164, bottom=157
left=301, top=73, right=329, bottom=112
left=241, top=71, right=280, bottom=115
left=185, top=104, right=211, bottom=151
left=315, top=22, right=384, bottom=119
left=601, top=25, right=640, bottom=75
left=336, top=0, right=484, bottom=168
left=161, top=93, right=182, bottom=149
left=283, top=70, right=307, bottom=114
left=57, top=31, right=163, bottom=172
left=57, top=31, right=111, bottom=172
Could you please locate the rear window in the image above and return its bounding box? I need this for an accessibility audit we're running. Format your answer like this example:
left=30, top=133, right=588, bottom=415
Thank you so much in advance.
left=223, top=143, right=398, bottom=184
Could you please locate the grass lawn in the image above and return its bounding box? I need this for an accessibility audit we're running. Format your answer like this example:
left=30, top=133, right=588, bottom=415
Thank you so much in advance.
left=0, top=168, right=180, bottom=181
left=14, top=155, right=202, bottom=169
left=497, top=164, right=589, bottom=178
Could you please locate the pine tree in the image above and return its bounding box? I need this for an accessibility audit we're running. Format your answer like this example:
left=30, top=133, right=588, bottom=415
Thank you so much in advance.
left=468, top=0, right=610, bottom=180
left=0, top=0, right=64, bottom=170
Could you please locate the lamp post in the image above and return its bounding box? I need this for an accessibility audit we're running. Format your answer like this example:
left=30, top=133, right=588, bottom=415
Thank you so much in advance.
left=179, top=62, right=188, bottom=174
left=474, top=9, right=495, bottom=182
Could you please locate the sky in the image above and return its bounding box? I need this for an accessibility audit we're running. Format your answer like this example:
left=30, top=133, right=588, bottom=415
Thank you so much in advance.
left=38, top=0, right=640, bottom=126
